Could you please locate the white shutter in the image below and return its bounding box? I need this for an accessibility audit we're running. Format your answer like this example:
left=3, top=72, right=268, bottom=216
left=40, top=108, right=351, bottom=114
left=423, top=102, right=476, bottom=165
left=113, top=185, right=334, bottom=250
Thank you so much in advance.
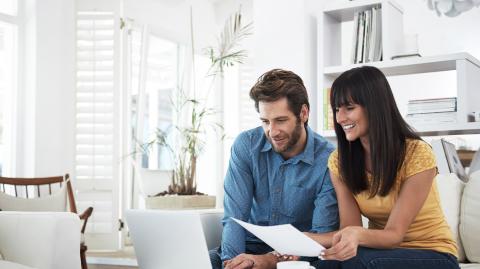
left=75, top=11, right=120, bottom=250
left=238, top=59, right=258, bottom=131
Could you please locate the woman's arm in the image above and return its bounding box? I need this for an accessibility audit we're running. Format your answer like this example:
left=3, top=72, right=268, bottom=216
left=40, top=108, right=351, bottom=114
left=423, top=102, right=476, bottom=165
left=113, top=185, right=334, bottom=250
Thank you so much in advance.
left=322, top=168, right=437, bottom=260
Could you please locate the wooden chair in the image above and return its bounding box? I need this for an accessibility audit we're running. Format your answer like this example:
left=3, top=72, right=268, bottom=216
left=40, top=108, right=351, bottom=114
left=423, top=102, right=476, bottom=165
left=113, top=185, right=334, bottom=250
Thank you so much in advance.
left=0, top=174, right=93, bottom=269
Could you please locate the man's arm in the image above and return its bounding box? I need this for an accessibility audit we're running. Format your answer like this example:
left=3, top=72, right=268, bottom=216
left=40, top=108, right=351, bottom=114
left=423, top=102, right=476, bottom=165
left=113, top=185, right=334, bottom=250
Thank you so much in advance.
left=221, top=134, right=255, bottom=261
left=307, top=168, right=340, bottom=247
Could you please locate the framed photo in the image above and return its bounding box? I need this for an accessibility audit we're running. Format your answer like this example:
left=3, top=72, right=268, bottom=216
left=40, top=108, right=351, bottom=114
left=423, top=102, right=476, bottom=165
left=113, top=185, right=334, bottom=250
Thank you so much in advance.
left=441, top=139, right=468, bottom=182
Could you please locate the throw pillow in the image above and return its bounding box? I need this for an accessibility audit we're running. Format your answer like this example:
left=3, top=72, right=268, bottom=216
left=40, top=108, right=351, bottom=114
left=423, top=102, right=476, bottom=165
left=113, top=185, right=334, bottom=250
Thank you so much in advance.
left=436, top=173, right=466, bottom=262
left=460, top=170, right=480, bottom=263
left=0, top=184, right=67, bottom=212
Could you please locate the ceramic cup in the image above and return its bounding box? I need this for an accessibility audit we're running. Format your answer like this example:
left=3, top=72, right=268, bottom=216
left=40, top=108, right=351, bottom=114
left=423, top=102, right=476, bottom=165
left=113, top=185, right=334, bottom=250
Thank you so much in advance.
left=277, top=261, right=315, bottom=269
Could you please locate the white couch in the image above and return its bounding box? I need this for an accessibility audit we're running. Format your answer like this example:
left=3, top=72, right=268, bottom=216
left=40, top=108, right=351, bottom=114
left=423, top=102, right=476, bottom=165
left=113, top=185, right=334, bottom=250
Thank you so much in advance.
left=204, top=171, right=480, bottom=268
left=437, top=171, right=480, bottom=268
left=0, top=211, right=81, bottom=269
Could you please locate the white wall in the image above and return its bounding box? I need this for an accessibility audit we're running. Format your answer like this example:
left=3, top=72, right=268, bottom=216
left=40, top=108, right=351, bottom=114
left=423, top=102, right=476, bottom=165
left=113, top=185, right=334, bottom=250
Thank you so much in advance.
left=17, top=0, right=75, bottom=177
left=393, top=1, right=480, bottom=149
left=253, top=0, right=323, bottom=130
left=123, top=0, right=217, bottom=50
left=252, top=0, right=480, bottom=149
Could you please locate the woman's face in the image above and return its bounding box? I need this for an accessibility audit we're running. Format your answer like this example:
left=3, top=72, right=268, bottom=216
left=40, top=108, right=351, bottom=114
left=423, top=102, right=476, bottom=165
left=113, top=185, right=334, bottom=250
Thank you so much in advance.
left=335, top=103, right=369, bottom=142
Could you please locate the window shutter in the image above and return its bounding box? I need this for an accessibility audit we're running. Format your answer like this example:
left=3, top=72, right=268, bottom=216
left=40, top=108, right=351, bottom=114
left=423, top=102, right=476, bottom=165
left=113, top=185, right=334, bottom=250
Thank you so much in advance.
left=238, top=59, right=258, bottom=131
left=75, top=11, right=119, bottom=250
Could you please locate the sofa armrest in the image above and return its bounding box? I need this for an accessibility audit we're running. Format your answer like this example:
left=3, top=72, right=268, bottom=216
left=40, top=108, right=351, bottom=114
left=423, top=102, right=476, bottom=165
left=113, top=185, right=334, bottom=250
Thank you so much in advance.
left=0, top=211, right=81, bottom=269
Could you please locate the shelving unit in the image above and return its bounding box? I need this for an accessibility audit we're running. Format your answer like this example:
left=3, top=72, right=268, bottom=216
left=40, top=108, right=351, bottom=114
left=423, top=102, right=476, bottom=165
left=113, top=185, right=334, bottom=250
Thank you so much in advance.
left=317, top=0, right=480, bottom=137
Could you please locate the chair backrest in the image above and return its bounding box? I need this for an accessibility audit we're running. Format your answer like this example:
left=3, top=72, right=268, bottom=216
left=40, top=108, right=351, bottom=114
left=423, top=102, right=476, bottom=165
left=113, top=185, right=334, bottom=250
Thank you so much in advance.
left=0, top=174, right=77, bottom=214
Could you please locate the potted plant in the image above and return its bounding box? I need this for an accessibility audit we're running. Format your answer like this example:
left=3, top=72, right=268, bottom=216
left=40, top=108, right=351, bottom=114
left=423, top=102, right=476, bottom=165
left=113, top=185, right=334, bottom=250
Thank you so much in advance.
left=136, top=8, right=252, bottom=209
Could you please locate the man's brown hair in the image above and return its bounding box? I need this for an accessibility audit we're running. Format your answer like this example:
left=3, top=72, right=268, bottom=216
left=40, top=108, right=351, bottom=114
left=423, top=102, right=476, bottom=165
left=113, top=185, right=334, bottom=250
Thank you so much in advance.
left=249, top=69, right=310, bottom=124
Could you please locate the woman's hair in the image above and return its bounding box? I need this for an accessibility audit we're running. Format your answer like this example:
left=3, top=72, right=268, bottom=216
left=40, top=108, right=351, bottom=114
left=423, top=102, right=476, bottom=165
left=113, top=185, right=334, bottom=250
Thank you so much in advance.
left=330, top=66, right=420, bottom=197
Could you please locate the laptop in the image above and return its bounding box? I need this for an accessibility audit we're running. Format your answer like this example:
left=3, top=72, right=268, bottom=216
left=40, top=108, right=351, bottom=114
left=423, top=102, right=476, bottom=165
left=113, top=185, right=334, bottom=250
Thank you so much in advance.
left=126, top=209, right=223, bottom=269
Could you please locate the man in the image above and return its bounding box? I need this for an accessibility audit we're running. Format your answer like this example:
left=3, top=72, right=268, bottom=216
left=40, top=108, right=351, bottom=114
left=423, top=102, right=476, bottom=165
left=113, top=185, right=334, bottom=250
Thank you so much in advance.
left=210, top=69, right=339, bottom=269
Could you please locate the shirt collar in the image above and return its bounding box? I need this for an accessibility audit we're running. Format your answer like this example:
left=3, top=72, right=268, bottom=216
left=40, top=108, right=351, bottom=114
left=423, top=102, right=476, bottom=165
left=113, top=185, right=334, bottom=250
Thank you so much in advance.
left=260, top=125, right=315, bottom=166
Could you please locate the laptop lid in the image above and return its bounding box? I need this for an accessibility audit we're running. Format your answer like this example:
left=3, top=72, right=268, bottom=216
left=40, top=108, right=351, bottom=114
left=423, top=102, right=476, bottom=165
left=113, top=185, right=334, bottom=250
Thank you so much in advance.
left=126, top=209, right=213, bottom=269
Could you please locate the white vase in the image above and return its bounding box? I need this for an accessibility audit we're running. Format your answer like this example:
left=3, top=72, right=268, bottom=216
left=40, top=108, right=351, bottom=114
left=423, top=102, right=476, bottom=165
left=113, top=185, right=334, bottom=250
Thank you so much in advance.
left=145, top=195, right=216, bottom=209
left=137, top=168, right=172, bottom=196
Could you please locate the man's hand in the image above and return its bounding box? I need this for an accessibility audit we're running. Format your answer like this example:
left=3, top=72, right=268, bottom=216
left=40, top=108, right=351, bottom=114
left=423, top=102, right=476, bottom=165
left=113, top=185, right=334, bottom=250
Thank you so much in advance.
left=270, top=251, right=300, bottom=262
left=223, top=253, right=278, bottom=269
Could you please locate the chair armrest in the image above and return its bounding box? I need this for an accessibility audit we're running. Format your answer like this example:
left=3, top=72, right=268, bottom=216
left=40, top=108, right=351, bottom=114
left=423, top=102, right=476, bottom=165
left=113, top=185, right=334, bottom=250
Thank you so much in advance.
left=0, top=211, right=81, bottom=269
left=78, top=206, right=94, bottom=234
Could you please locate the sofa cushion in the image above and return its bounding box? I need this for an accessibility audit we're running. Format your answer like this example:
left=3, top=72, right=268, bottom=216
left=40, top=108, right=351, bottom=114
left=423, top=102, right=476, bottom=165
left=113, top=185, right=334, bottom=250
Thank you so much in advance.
left=0, top=184, right=67, bottom=212
left=460, top=264, right=480, bottom=269
left=460, top=170, right=480, bottom=263
left=0, top=212, right=81, bottom=269
left=436, top=173, right=466, bottom=262
left=0, top=260, right=37, bottom=269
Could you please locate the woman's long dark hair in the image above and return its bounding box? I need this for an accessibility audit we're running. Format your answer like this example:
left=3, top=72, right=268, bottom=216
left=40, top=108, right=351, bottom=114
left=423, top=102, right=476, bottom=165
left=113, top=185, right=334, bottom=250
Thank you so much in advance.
left=330, top=66, right=420, bottom=197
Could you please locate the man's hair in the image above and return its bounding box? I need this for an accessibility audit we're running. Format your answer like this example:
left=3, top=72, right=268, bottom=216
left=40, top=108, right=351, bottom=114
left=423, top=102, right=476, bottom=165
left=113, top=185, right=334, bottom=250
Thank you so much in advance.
left=249, top=69, right=310, bottom=124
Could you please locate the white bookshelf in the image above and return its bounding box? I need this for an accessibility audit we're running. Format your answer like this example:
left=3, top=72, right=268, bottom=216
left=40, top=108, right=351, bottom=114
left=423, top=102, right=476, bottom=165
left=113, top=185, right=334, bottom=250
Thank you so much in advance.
left=317, top=0, right=480, bottom=137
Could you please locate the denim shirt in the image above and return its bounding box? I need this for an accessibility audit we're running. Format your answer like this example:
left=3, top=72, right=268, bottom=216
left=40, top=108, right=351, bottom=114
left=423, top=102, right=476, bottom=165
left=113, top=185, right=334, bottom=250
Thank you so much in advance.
left=221, top=126, right=339, bottom=261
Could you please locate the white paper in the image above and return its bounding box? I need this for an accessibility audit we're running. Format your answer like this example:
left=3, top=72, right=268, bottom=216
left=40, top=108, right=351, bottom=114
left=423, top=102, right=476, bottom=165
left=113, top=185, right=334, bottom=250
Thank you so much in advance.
left=232, top=218, right=325, bottom=257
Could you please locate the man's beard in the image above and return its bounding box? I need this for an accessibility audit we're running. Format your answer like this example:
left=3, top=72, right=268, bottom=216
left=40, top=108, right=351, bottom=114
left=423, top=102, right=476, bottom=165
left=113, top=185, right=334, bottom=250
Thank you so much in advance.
left=270, top=120, right=303, bottom=153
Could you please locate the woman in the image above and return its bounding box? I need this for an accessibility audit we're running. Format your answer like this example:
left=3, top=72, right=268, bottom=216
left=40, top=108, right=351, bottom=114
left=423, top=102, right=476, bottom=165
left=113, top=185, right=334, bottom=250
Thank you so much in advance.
left=310, top=66, right=459, bottom=269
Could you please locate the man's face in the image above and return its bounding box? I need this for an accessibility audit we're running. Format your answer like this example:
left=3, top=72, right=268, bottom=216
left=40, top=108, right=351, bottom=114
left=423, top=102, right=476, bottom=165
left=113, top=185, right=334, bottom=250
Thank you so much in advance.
left=259, top=98, right=307, bottom=155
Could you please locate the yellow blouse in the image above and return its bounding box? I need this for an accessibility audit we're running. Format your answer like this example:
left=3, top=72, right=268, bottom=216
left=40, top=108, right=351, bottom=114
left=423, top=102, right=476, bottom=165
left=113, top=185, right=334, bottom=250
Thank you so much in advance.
left=328, top=139, right=457, bottom=257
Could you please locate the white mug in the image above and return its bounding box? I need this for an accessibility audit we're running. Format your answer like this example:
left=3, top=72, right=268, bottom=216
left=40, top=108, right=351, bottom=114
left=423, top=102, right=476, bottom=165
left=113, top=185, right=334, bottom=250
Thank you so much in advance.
left=277, top=261, right=315, bottom=269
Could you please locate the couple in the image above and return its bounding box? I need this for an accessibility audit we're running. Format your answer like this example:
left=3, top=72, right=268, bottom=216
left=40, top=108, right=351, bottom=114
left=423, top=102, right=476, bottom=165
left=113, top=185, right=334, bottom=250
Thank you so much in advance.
left=210, top=67, right=459, bottom=269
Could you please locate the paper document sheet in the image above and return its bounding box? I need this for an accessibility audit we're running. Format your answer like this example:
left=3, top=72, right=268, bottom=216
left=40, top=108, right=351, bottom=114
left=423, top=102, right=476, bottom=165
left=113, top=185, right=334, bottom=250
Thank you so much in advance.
left=232, top=218, right=325, bottom=257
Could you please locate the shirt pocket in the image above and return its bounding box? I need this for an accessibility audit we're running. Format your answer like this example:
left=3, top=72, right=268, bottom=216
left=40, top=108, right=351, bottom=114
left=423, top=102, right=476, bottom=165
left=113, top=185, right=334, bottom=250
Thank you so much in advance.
left=281, top=185, right=315, bottom=218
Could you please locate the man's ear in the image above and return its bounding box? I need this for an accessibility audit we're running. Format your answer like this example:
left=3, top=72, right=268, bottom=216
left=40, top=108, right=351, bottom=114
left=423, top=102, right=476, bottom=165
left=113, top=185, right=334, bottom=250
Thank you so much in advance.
left=300, top=104, right=309, bottom=123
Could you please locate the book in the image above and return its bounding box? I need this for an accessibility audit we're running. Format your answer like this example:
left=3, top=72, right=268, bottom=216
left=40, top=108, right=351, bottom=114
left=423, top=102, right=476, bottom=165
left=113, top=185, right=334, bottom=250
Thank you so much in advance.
left=373, top=6, right=382, bottom=61
left=357, top=12, right=365, bottom=63
left=323, top=88, right=334, bottom=131
left=351, top=11, right=360, bottom=64
left=432, top=139, right=468, bottom=182
left=406, top=111, right=457, bottom=125
left=350, top=6, right=382, bottom=63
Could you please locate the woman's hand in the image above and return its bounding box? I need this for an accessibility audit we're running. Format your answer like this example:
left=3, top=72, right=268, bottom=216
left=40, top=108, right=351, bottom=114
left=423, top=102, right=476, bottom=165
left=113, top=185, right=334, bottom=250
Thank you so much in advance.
left=321, top=226, right=362, bottom=261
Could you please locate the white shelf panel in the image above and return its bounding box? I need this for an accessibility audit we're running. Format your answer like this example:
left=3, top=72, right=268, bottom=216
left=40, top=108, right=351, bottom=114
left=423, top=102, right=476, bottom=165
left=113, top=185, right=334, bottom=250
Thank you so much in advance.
left=323, top=0, right=403, bottom=21
left=319, top=130, right=336, bottom=138
left=320, top=122, right=480, bottom=139
left=414, top=122, right=480, bottom=136
left=323, top=52, right=480, bottom=77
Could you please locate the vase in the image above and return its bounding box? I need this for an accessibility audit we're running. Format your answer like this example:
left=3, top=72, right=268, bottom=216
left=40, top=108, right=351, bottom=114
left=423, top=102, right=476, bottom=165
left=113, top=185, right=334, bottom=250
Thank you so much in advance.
left=145, top=195, right=216, bottom=209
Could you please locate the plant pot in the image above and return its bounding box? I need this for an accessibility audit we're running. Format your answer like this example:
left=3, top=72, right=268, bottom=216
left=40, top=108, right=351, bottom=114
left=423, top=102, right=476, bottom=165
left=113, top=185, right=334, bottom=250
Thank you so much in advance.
left=145, top=195, right=216, bottom=209
left=137, top=169, right=172, bottom=197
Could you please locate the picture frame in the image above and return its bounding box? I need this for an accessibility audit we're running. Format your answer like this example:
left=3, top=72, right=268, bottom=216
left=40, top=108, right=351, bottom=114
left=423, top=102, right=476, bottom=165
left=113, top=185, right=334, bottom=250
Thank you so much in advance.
left=441, top=139, right=469, bottom=182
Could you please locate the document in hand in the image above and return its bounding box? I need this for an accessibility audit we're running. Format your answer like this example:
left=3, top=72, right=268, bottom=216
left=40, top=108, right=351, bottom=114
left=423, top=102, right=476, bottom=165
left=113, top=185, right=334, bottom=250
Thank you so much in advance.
left=232, top=218, right=325, bottom=257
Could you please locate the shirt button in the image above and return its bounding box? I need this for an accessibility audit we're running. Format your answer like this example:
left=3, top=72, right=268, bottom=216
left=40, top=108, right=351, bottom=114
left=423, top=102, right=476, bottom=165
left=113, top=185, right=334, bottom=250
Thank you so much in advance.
left=272, top=213, right=276, bottom=218
left=275, top=188, right=281, bottom=193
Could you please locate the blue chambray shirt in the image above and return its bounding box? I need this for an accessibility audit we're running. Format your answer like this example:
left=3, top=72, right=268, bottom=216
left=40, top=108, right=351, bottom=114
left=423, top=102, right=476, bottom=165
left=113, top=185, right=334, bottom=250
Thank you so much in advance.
left=221, top=126, right=339, bottom=261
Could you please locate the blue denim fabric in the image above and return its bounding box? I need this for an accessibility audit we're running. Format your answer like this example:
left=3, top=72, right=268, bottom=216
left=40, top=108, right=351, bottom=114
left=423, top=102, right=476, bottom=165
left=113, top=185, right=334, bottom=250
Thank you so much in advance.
left=209, top=242, right=273, bottom=269
left=311, top=247, right=460, bottom=269
left=220, top=126, right=339, bottom=261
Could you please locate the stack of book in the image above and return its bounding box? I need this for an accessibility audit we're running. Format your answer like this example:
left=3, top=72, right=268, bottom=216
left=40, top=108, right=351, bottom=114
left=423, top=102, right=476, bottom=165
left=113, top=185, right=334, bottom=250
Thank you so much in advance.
left=351, top=6, right=382, bottom=64
left=323, top=88, right=334, bottom=131
left=405, top=97, right=457, bottom=126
